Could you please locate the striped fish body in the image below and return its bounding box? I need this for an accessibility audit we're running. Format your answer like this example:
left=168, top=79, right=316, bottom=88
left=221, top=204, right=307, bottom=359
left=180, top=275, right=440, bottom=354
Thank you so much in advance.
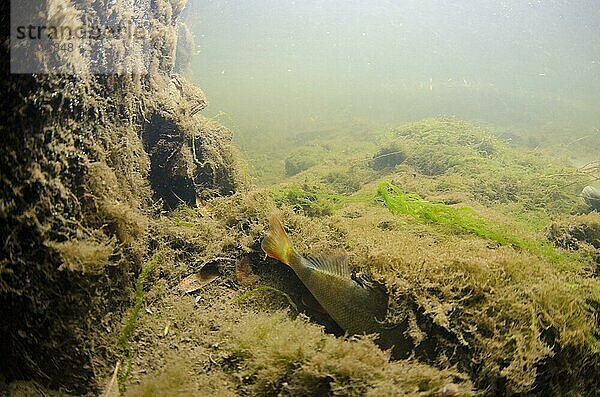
left=292, top=255, right=387, bottom=335
left=261, top=216, right=387, bottom=335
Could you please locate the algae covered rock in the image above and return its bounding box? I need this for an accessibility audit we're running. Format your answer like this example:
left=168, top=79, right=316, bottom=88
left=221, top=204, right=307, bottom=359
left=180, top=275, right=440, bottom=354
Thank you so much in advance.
left=284, top=146, right=328, bottom=176
left=272, top=183, right=338, bottom=217
left=394, top=117, right=496, bottom=176
left=0, top=0, right=247, bottom=393
left=547, top=213, right=600, bottom=251
left=369, top=141, right=407, bottom=170
left=582, top=185, right=600, bottom=211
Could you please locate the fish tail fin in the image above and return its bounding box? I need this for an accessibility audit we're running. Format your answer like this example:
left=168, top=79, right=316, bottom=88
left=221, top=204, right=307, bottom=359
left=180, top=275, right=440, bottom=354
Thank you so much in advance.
left=261, top=216, right=297, bottom=265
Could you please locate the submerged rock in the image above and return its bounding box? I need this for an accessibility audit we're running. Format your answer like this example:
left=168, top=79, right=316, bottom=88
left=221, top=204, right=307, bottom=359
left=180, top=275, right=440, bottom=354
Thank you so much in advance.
left=547, top=214, right=600, bottom=250
left=582, top=185, right=600, bottom=211
left=370, top=141, right=407, bottom=170
left=284, top=146, right=328, bottom=176
left=0, top=0, right=247, bottom=393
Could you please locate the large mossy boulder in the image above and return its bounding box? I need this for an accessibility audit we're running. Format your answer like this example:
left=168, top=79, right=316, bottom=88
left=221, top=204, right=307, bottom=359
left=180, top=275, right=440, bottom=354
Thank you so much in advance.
left=0, top=0, right=245, bottom=393
left=284, top=146, right=329, bottom=176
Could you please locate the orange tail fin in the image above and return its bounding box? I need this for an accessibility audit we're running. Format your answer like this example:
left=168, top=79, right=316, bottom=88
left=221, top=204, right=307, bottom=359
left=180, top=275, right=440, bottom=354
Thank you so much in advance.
left=261, top=216, right=296, bottom=265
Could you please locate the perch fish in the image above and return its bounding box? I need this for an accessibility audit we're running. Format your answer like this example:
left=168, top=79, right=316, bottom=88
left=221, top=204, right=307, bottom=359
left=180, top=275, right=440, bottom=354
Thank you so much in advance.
left=261, top=216, right=387, bottom=335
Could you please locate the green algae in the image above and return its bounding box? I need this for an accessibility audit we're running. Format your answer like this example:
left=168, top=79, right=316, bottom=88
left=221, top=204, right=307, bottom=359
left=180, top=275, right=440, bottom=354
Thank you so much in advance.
left=377, top=180, right=521, bottom=242
left=222, top=312, right=473, bottom=396
left=376, top=180, right=567, bottom=262
left=119, top=250, right=165, bottom=390
left=271, top=182, right=345, bottom=217
left=232, top=285, right=298, bottom=312
left=284, top=145, right=330, bottom=176
left=115, top=117, right=599, bottom=396
left=389, top=117, right=587, bottom=214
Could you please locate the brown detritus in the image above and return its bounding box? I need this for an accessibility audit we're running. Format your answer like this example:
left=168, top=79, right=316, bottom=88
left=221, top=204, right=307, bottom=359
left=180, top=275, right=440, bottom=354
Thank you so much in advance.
left=235, top=256, right=259, bottom=285
left=177, top=263, right=221, bottom=294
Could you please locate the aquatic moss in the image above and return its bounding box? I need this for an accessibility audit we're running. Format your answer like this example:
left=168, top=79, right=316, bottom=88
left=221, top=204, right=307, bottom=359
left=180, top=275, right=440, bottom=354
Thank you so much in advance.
left=125, top=362, right=197, bottom=397
left=0, top=0, right=250, bottom=391
left=352, top=205, right=599, bottom=393
left=391, top=117, right=495, bottom=176
left=321, top=166, right=375, bottom=194
left=271, top=182, right=344, bottom=217
left=119, top=250, right=166, bottom=389
left=120, top=276, right=473, bottom=396
left=86, top=161, right=150, bottom=249
left=0, top=64, right=149, bottom=393
left=112, top=120, right=600, bottom=397
left=117, top=182, right=599, bottom=395
left=547, top=212, right=600, bottom=265
left=232, top=285, right=298, bottom=312
left=284, top=146, right=329, bottom=176
left=46, top=235, right=116, bottom=274
left=222, top=312, right=473, bottom=396
left=190, top=114, right=250, bottom=200
left=388, top=117, right=586, bottom=214
left=376, top=180, right=567, bottom=261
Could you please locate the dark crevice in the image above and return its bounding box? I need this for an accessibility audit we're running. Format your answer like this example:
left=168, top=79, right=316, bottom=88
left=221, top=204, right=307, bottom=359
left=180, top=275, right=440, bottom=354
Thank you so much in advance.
left=142, top=113, right=196, bottom=210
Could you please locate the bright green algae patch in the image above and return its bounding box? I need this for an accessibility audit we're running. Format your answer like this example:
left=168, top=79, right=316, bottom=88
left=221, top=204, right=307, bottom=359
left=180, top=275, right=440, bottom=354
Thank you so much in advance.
left=377, top=180, right=513, bottom=243
left=272, top=177, right=576, bottom=262
left=376, top=181, right=565, bottom=261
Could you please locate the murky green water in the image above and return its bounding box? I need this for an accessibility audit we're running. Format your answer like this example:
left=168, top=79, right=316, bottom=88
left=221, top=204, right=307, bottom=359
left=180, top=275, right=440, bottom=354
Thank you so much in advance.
left=183, top=0, right=600, bottom=170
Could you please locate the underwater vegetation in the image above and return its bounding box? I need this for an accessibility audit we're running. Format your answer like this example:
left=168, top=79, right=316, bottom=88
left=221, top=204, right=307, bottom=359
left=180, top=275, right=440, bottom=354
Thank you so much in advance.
left=118, top=251, right=166, bottom=390
left=285, top=145, right=330, bottom=176
left=3, top=97, right=598, bottom=395
left=2, top=0, right=599, bottom=390
left=377, top=180, right=520, bottom=245
left=270, top=182, right=344, bottom=217
left=387, top=118, right=587, bottom=214
left=200, top=117, right=598, bottom=396
left=376, top=181, right=566, bottom=262
left=124, top=120, right=600, bottom=396
left=113, top=177, right=599, bottom=396
left=0, top=0, right=246, bottom=393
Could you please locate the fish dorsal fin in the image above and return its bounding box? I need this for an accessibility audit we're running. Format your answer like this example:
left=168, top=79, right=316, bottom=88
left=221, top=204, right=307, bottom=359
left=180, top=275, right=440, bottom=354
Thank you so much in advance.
left=306, top=253, right=351, bottom=279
